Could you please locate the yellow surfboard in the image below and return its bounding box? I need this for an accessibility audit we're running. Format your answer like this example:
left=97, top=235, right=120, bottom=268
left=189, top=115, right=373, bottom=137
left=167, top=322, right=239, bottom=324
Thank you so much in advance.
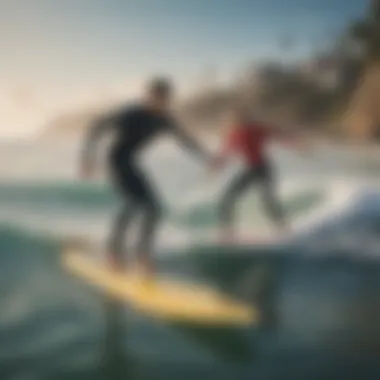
left=62, top=248, right=259, bottom=326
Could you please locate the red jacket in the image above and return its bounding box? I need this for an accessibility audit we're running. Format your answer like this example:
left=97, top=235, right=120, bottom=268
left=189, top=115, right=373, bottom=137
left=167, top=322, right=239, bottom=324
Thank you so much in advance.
left=220, top=122, right=283, bottom=166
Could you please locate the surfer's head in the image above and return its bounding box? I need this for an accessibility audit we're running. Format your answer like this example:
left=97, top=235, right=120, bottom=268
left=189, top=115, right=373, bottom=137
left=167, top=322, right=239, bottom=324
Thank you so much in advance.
left=146, top=77, right=173, bottom=112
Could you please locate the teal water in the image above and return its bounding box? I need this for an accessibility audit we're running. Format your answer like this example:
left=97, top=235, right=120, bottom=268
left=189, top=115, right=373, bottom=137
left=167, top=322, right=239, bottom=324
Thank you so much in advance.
left=1, top=137, right=380, bottom=379
left=0, top=182, right=114, bottom=209
left=179, top=189, right=323, bottom=228
left=1, top=181, right=380, bottom=379
left=0, top=181, right=325, bottom=235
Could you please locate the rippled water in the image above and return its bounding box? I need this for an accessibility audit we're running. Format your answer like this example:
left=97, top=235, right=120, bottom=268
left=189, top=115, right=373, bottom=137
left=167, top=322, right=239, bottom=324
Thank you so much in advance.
left=1, top=139, right=380, bottom=379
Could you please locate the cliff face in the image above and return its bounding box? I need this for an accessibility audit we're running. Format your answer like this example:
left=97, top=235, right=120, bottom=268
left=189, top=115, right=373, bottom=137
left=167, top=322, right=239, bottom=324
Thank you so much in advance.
left=41, top=67, right=344, bottom=139
left=343, top=65, right=380, bottom=141
left=342, top=0, right=380, bottom=141
left=42, top=57, right=380, bottom=140
left=181, top=62, right=346, bottom=130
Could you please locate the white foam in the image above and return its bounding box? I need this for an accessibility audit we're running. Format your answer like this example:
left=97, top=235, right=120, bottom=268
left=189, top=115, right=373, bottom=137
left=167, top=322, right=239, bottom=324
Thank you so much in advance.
left=290, top=178, right=358, bottom=235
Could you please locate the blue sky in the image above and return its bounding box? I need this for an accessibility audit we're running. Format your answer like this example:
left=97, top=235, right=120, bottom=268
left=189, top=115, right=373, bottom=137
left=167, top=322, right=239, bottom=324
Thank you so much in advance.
left=0, top=0, right=368, bottom=136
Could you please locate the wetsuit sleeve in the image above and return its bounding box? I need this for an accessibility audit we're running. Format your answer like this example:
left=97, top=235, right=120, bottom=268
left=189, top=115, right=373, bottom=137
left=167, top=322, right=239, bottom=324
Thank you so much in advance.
left=81, top=112, right=119, bottom=168
left=167, top=118, right=209, bottom=162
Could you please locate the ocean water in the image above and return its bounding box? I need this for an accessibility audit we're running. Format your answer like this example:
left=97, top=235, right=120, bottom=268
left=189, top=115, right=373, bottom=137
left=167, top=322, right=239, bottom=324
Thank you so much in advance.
left=2, top=138, right=380, bottom=379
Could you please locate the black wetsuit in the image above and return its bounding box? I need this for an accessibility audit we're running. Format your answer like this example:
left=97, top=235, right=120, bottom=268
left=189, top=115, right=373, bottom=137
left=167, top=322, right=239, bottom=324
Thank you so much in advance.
left=82, top=104, right=206, bottom=262
left=219, top=161, right=284, bottom=229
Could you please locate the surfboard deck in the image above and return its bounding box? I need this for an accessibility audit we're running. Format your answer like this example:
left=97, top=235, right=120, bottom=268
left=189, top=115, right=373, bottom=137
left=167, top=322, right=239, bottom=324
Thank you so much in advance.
left=62, top=246, right=259, bottom=326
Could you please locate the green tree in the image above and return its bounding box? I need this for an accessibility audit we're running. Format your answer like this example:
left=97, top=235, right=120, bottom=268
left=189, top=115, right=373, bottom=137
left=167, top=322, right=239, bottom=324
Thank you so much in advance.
left=348, top=0, right=380, bottom=62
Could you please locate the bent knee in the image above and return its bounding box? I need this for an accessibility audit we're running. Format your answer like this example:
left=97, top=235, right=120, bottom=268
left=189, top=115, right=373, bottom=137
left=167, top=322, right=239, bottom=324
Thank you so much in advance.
left=220, top=192, right=237, bottom=210
left=143, top=199, right=163, bottom=219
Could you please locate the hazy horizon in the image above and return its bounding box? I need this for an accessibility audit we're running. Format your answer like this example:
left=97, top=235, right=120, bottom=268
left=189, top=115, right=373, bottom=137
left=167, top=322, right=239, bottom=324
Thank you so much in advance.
left=0, top=0, right=367, bottom=139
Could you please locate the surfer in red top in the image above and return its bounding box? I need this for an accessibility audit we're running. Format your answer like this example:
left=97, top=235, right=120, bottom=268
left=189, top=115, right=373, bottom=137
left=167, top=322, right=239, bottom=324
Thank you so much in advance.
left=211, top=105, right=301, bottom=240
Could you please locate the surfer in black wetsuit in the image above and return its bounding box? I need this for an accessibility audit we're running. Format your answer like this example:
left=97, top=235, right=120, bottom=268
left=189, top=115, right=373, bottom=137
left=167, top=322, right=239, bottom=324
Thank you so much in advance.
left=80, top=78, right=209, bottom=276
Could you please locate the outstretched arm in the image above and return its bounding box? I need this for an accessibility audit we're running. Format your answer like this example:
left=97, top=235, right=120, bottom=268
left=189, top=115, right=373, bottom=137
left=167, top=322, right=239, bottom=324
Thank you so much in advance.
left=80, top=113, right=118, bottom=177
left=169, top=119, right=210, bottom=163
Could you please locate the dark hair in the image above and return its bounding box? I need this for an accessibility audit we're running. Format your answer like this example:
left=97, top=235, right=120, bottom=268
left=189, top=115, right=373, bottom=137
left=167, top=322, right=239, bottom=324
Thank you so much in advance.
left=148, top=77, right=172, bottom=97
